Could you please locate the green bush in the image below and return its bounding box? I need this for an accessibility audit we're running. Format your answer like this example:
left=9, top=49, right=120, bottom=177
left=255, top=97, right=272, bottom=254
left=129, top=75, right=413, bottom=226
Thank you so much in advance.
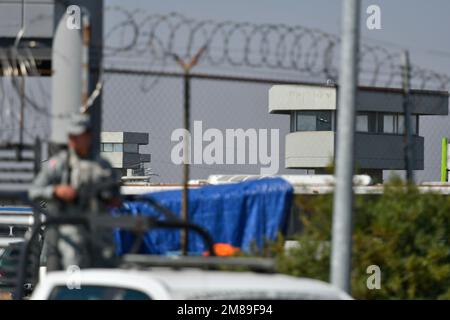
left=275, top=178, right=450, bottom=299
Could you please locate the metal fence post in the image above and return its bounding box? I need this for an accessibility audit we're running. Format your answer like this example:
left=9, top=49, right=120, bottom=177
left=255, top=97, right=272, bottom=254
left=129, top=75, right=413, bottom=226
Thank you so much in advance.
left=331, top=0, right=360, bottom=294
left=402, top=50, right=415, bottom=183
left=170, top=46, right=206, bottom=255
left=181, top=70, right=191, bottom=255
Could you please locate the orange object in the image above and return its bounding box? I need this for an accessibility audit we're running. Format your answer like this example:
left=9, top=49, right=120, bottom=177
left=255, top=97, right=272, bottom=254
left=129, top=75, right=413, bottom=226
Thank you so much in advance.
left=204, top=243, right=239, bottom=256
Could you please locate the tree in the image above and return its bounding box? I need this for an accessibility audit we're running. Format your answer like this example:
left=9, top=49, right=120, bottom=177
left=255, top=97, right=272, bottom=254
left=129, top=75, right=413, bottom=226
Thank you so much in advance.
left=276, top=178, right=450, bottom=299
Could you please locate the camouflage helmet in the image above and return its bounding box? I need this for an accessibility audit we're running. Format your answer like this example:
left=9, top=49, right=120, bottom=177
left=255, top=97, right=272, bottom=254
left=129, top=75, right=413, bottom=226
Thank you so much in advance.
left=67, top=112, right=92, bottom=136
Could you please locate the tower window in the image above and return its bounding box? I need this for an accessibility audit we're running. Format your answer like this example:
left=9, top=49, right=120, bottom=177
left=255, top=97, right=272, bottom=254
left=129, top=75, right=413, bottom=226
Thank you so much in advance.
left=295, top=111, right=332, bottom=131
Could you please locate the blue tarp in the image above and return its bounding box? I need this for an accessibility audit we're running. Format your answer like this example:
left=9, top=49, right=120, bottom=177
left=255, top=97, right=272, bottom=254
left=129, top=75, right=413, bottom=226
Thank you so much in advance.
left=114, top=177, right=293, bottom=255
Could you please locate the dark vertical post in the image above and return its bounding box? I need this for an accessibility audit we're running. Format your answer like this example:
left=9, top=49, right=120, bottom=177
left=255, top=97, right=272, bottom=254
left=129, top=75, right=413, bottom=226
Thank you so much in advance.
left=170, top=46, right=206, bottom=255
left=181, top=71, right=190, bottom=255
left=402, top=51, right=414, bottom=183
left=86, top=0, right=103, bottom=159
left=33, top=137, right=41, bottom=175
left=18, top=77, right=25, bottom=160
left=18, top=0, right=25, bottom=160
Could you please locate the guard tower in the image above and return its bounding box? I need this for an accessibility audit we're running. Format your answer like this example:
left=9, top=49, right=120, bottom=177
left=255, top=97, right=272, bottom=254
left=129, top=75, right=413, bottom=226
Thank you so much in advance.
left=269, top=84, right=449, bottom=181
left=100, top=132, right=151, bottom=179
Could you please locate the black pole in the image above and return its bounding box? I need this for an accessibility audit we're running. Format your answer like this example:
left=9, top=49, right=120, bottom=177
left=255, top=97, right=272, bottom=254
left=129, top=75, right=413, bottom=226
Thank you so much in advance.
left=18, top=0, right=25, bottom=160
left=402, top=50, right=414, bottom=183
left=181, top=71, right=190, bottom=255
left=33, top=137, right=41, bottom=175
left=14, top=213, right=216, bottom=299
left=170, top=46, right=206, bottom=256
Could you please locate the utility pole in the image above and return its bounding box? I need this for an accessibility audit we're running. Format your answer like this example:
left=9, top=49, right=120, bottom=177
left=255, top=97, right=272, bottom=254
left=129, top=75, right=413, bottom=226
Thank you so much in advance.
left=330, top=0, right=360, bottom=294
left=171, top=46, right=206, bottom=255
left=402, top=51, right=415, bottom=183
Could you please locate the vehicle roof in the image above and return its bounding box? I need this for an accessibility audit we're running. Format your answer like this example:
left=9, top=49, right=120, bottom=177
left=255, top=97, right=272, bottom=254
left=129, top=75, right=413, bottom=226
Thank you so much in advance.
left=32, top=268, right=352, bottom=300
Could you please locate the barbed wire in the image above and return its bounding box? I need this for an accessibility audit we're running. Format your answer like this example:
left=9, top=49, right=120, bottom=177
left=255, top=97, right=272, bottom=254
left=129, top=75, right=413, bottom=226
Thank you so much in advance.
left=0, top=10, right=101, bottom=143
left=1, top=6, right=449, bottom=144
left=103, top=8, right=450, bottom=90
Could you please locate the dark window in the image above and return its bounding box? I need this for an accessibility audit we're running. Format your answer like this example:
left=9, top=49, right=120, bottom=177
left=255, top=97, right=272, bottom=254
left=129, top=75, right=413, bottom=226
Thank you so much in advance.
left=296, top=111, right=332, bottom=131
left=356, top=114, right=368, bottom=132
left=48, top=285, right=151, bottom=300
left=413, top=115, right=419, bottom=135
left=354, top=112, right=421, bottom=135
left=356, top=112, right=379, bottom=133
left=102, top=143, right=113, bottom=152
left=113, top=143, right=123, bottom=152
left=290, top=112, right=296, bottom=132
left=383, top=114, right=396, bottom=134
left=398, top=114, right=418, bottom=135
left=377, top=113, right=384, bottom=133
left=124, top=144, right=139, bottom=153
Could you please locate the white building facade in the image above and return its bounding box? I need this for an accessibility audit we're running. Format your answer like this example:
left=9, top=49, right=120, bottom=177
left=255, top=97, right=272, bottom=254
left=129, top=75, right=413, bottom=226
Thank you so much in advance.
left=100, top=132, right=151, bottom=178
left=269, top=84, right=449, bottom=180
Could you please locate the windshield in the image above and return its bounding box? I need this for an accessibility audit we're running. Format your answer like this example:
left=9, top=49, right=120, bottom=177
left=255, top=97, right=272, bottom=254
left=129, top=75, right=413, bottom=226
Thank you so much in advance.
left=48, top=285, right=151, bottom=300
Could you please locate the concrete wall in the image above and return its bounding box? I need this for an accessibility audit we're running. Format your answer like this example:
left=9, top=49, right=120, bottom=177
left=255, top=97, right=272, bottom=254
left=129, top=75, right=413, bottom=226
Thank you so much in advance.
left=139, top=154, right=151, bottom=163
left=101, top=132, right=149, bottom=144
left=285, top=131, right=424, bottom=170
left=354, top=133, right=424, bottom=170
left=123, top=132, right=149, bottom=145
left=356, top=88, right=448, bottom=115
left=123, top=153, right=142, bottom=169
left=269, top=84, right=449, bottom=116
left=269, top=85, right=336, bottom=114
left=101, top=152, right=150, bottom=169
left=101, top=152, right=123, bottom=168
left=285, top=131, right=335, bottom=168
left=101, top=132, right=124, bottom=143
left=123, top=143, right=138, bottom=153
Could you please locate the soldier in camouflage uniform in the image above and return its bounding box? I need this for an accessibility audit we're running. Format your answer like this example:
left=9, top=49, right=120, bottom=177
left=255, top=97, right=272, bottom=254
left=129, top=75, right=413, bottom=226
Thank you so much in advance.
left=29, top=113, right=120, bottom=271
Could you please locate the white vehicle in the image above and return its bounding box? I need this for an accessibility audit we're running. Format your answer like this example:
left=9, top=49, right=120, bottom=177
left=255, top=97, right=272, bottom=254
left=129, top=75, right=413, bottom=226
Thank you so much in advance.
left=20, top=208, right=352, bottom=301
left=31, top=264, right=352, bottom=300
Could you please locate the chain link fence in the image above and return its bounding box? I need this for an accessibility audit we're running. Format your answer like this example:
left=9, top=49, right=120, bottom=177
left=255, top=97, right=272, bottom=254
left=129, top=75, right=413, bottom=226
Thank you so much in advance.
left=102, top=70, right=303, bottom=183
left=1, top=7, right=449, bottom=185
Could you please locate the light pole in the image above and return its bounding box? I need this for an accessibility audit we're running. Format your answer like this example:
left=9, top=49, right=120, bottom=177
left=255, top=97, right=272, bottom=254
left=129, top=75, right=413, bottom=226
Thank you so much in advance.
left=330, top=0, right=360, bottom=294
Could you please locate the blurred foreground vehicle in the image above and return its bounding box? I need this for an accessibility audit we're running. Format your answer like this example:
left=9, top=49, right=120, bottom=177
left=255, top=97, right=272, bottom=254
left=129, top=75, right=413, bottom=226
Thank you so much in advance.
left=5, top=179, right=352, bottom=300
left=14, top=197, right=351, bottom=300
left=30, top=258, right=351, bottom=300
